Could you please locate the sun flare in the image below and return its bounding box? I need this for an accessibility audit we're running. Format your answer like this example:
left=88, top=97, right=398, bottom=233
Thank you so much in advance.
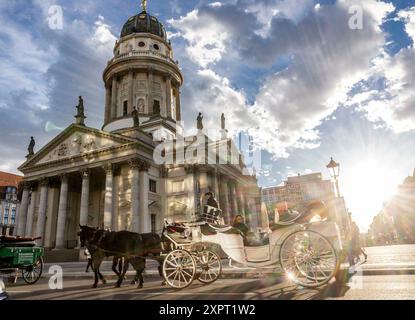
left=341, top=158, right=402, bottom=232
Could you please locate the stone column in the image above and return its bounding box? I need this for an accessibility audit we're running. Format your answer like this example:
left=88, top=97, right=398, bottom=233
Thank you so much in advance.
left=36, top=178, right=49, bottom=245
left=229, top=181, right=239, bottom=222
left=79, top=170, right=90, bottom=227
left=17, top=182, right=31, bottom=236
left=103, top=164, right=114, bottom=230
left=219, top=175, right=231, bottom=224
left=139, top=161, right=150, bottom=233
left=104, top=86, right=111, bottom=123
left=166, top=76, right=172, bottom=118
left=111, top=77, right=118, bottom=119
left=25, top=188, right=38, bottom=237
left=112, top=172, right=120, bottom=231
left=198, top=168, right=209, bottom=210
left=160, top=166, right=168, bottom=220
left=236, top=184, right=246, bottom=219
left=212, top=170, right=220, bottom=202
left=55, top=174, right=69, bottom=250
left=147, top=69, right=154, bottom=114
left=176, top=87, right=181, bottom=121
left=185, top=165, right=196, bottom=221
left=128, top=70, right=134, bottom=114
left=130, top=160, right=140, bottom=233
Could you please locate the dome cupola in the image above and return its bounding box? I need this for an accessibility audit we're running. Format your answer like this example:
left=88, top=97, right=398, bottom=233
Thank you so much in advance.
left=121, top=11, right=167, bottom=40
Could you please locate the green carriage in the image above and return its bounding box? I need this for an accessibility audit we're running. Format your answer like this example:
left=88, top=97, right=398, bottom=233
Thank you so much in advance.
left=0, top=236, right=44, bottom=285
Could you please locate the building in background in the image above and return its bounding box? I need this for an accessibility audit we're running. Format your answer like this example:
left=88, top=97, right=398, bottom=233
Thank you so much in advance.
left=0, top=171, right=23, bottom=235
left=262, top=172, right=350, bottom=236
left=262, top=173, right=336, bottom=208
left=369, top=168, right=415, bottom=245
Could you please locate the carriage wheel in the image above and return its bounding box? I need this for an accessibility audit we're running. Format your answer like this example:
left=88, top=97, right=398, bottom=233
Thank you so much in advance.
left=22, top=257, right=43, bottom=285
left=163, top=250, right=197, bottom=289
left=279, top=230, right=339, bottom=288
left=197, top=250, right=222, bottom=284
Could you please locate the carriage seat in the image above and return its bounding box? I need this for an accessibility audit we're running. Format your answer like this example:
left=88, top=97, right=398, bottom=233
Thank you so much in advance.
left=207, top=224, right=233, bottom=233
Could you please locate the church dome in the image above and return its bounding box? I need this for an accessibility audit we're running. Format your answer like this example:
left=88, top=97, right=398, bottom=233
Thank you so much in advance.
left=120, top=11, right=167, bottom=40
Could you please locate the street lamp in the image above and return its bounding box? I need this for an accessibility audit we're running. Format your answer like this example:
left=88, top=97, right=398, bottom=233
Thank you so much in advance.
left=326, top=157, right=341, bottom=197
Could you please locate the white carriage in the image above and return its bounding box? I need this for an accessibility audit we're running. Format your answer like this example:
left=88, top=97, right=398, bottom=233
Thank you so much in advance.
left=161, top=204, right=343, bottom=289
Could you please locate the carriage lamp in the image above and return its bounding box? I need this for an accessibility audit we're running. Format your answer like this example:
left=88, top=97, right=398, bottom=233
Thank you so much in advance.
left=326, top=157, right=341, bottom=197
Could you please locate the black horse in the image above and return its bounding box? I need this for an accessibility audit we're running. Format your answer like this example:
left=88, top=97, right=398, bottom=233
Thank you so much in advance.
left=79, top=225, right=166, bottom=288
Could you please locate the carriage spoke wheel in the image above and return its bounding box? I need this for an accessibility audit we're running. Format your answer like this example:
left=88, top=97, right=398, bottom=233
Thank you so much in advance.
left=163, top=250, right=196, bottom=289
left=197, top=250, right=222, bottom=284
left=22, top=257, right=43, bottom=285
left=280, top=230, right=339, bottom=288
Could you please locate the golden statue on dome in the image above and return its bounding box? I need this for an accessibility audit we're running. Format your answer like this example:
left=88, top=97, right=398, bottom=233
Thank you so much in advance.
left=141, top=0, right=147, bottom=12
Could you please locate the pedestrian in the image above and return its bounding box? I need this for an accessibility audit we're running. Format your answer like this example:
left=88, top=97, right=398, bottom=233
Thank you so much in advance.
left=85, top=248, right=92, bottom=273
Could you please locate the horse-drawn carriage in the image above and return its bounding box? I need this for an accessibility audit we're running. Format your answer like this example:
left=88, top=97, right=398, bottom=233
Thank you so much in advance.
left=161, top=204, right=343, bottom=289
left=80, top=201, right=343, bottom=290
left=0, top=236, right=44, bottom=285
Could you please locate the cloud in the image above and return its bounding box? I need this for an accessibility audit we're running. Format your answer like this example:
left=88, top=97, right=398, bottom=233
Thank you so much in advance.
left=170, top=0, right=394, bottom=158
left=349, top=6, right=415, bottom=133
left=0, top=1, right=116, bottom=174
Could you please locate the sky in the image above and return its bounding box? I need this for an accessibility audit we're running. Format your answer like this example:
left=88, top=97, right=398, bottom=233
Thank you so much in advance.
left=1, top=0, right=415, bottom=231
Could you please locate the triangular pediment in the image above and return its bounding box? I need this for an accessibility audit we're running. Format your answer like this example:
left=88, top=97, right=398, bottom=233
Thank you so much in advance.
left=19, top=124, right=137, bottom=170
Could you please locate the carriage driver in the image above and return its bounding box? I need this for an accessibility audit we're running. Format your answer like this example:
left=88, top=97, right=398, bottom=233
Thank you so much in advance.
left=204, top=192, right=219, bottom=209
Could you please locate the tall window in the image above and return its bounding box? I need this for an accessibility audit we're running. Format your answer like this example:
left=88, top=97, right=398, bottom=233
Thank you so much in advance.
left=11, top=208, right=16, bottom=225
left=4, top=207, right=9, bottom=225
left=151, top=214, right=157, bottom=233
left=153, top=100, right=161, bottom=115
left=123, top=101, right=128, bottom=116
left=149, top=179, right=157, bottom=193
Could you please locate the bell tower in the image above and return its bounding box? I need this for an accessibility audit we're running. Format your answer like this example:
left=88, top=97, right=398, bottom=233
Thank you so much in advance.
left=102, top=4, right=183, bottom=141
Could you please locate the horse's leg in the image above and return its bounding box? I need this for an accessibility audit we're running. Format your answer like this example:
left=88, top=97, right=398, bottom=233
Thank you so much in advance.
left=99, top=270, right=107, bottom=285
left=112, top=257, right=120, bottom=276
left=91, top=255, right=104, bottom=288
left=136, top=260, right=145, bottom=289
left=157, top=257, right=166, bottom=286
left=116, top=257, right=129, bottom=288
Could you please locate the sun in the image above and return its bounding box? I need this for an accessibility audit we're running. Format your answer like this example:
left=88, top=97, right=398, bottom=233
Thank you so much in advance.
left=340, top=158, right=401, bottom=232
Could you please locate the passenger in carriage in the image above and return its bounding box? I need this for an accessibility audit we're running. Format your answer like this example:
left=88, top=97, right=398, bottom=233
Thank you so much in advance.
left=232, top=215, right=250, bottom=237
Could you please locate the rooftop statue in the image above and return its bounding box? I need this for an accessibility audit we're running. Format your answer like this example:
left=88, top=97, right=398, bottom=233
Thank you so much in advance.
left=28, top=136, right=35, bottom=156
left=221, top=113, right=226, bottom=130
left=197, top=112, right=204, bottom=131
left=76, top=96, right=85, bottom=117
left=142, top=0, right=147, bottom=12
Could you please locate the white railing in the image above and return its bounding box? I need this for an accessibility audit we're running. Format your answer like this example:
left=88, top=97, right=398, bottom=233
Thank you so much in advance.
left=108, top=50, right=178, bottom=66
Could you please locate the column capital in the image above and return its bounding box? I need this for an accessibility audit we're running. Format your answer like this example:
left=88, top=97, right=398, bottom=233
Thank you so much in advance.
left=22, top=181, right=32, bottom=190
left=129, top=158, right=150, bottom=172
left=39, top=178, right=49, bottom=187
left=160, top=166, right=169, bottom=178
left=103, top=163, right=114, bottom=174
left=59, top=173, right=68, bottom=182
left=79, top=169, right=90, bottom=178
left=139, top=160, right=150, bottom=172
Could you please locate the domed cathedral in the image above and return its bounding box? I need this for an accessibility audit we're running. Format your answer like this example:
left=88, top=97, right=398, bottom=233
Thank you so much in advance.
left=102, top=7, right=183, bottom=141
left=16, top=2, right=261, bottom=261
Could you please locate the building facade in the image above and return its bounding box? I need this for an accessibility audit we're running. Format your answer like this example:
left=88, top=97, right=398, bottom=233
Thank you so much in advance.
left=0, top=171, right=23, bottom=236
left=262, top=173, right=336, bottom=207
left=369, top=168, right=415, bottom=245
left=17, top=7, right=260, bottom=255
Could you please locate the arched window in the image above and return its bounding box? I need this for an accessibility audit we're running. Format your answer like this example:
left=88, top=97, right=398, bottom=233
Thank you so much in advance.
left=137, top=98, right=145, bottom=113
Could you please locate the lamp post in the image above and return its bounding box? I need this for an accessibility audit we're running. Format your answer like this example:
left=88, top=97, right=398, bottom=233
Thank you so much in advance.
left=326, top=157, right=341, bottom=197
